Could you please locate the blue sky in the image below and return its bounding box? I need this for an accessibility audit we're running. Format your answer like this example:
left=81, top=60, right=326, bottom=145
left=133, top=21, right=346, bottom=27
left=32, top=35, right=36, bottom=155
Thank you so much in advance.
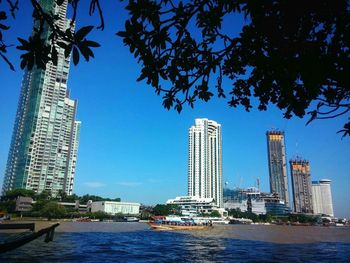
left=0, top=2, right=349, bottom=218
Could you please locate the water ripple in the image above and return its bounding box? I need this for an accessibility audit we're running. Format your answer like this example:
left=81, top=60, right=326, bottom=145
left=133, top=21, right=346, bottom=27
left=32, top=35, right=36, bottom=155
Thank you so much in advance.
left=1, top=224, right=350, bottom=262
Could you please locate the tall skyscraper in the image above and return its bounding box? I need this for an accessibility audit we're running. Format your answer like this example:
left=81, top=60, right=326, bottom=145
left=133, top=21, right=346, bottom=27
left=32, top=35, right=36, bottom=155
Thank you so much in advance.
left=312, top=179, right=334, bottom=217
left=290, top=159, right=313, bottom=213
left=2, top=0, right=80, bottom=197
left=188, top=118, right=223, bottom=208
left=266, top=131, right=290, bottom=206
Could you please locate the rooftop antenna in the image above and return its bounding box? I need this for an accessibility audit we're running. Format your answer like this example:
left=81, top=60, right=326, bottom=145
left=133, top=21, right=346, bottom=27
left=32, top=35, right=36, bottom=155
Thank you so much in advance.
left=257, top=177, right=260, bottom=192
left=294, top=140, right=303, bottom=160
left=283, top=117, right=289, bottom=132
left=296, top=140, right=299, bottom=156
left=239, top=175, right=243, bottom=189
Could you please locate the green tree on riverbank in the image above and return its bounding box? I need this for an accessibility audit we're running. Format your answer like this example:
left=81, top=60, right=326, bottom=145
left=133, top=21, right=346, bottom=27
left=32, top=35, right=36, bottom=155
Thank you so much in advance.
left=200, top=210, right=222, bottom=218
left=228, top=208, right=319, bottom=223
left=40, top=202, right=67, bottom=220
left=1, top=189, right=36, bottom=201
left=1, top=189, right=121, bottom=204
left=152, top=204, right=181, bottom=216
left=0, top=189, right=122, bottom=219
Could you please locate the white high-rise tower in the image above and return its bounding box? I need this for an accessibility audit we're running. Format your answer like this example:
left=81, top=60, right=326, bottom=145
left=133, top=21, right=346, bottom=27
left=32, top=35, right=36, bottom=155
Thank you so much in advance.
left=188, top=118, right=223, bottom=208
left=312, top=179, right=334, bottom=217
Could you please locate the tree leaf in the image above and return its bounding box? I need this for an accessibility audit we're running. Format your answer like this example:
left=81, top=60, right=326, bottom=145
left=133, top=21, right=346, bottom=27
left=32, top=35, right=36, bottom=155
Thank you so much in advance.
left=51, top=47, right=58, bottom=65
left=56, top=41, right=67, bottom=49
left=75, top=26, right=94, bottom=42
left=0, top=11, right=6, bottom=20
left=0, top=23, right=10, bottom=30
left=78, top=43, right=94, bottom=61
left=84, top=40, right=100, bottom=47
left=20, top=54, right=27, bottom=69
left=306, top=110, right=317, bottom=125
left=72, top=46, right=79, bottom=65
left=0, top=53, right=15, bottom=71
left=17, top=38, right=29, bottom=50
left=116, top=31, right=128, bottom=38
left=56, top=0, right=65, bottom=6
left=64, top=43, right=72, bottom=58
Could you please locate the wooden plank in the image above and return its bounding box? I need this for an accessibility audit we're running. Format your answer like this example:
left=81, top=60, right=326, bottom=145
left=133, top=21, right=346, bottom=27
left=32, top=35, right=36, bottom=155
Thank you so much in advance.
left=0, top=223, right=59, bottom=253
left=0, top=223, right=35, bottom=231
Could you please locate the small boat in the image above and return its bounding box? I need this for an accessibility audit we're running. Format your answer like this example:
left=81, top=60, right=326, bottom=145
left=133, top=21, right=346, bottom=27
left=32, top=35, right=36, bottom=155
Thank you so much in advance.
left=74, top=217, right=99, bottom=222
left=124, top=217, right=139, bottom=222
left=148, top=222, right=211, bottom=231
left=290, top=222, right=312, bottom=226
left=229, top=218, right=253, bottom=225
left=148, top=216, right=213, bottom=231
left=0, top=223, right=59, bottom=253
left=210, top=219, right=230, bottom=225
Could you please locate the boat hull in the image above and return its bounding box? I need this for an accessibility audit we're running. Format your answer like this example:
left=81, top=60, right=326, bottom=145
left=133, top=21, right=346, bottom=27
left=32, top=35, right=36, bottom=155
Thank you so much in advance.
left=148, top=222, right=211, bottom=231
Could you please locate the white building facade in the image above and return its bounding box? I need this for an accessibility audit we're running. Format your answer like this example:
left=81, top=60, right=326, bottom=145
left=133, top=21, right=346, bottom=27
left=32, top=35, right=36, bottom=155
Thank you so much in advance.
left=166, top=196, right=219, bottom=217
left=188, top=118, right=223, bottom=207
left=312, top=179, right=334, bottom=217
left=90, top=201, right=140, bottom=215
left=64, top=121, right=81, bottom=195
left=224, top=199, right=267, bottom=215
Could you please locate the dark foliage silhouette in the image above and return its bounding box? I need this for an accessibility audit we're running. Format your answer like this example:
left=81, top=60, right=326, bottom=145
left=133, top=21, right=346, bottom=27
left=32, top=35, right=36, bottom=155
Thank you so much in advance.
left=0, top=0, right=349, bottom=136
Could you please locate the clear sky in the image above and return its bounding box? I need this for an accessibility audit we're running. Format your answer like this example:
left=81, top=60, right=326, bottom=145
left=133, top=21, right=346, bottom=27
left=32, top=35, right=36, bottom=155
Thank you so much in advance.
left=0, top=2, right=349, bottom=218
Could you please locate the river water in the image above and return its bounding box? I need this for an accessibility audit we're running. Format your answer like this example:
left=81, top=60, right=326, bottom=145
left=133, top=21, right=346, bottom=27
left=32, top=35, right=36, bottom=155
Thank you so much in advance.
left=1, top=222, right=350, bottom=262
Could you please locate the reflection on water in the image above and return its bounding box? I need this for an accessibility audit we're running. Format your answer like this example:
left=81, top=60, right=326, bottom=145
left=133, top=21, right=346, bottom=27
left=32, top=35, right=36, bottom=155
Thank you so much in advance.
left=57, top=221, right=148, bottom=232
left=1, top=222, right=350, bottom=262
left=189, top=224, right=350, bottom=243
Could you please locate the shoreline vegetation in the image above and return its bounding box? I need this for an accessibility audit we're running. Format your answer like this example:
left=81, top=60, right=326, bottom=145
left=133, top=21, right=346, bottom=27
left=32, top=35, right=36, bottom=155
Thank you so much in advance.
left=1, top=189, right=348, bottom=228
left=4, top=217, right=350, bottom=225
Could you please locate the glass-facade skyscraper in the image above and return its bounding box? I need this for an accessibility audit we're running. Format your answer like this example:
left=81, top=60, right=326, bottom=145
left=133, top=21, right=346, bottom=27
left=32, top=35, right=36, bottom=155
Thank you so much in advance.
left=266, top=131, right=290, bottom=207
left=2, top=0, right=80, bottom=196
left=188, top=118, right=223, bottom=208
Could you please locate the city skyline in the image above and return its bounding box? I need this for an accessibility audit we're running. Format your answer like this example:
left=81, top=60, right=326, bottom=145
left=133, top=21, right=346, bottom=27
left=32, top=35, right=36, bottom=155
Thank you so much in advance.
left=2, top=1, right=80, bottom=197
left=0, top=1, right=349, bottom=218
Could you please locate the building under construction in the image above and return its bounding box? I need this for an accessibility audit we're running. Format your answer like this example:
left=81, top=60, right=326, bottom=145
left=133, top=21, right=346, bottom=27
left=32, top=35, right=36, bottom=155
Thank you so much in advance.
left=266, top=131, right=290, bottom=207
left=223, top=187, right=291, bottom=215
left=290, top=158, right=313, bottom=214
